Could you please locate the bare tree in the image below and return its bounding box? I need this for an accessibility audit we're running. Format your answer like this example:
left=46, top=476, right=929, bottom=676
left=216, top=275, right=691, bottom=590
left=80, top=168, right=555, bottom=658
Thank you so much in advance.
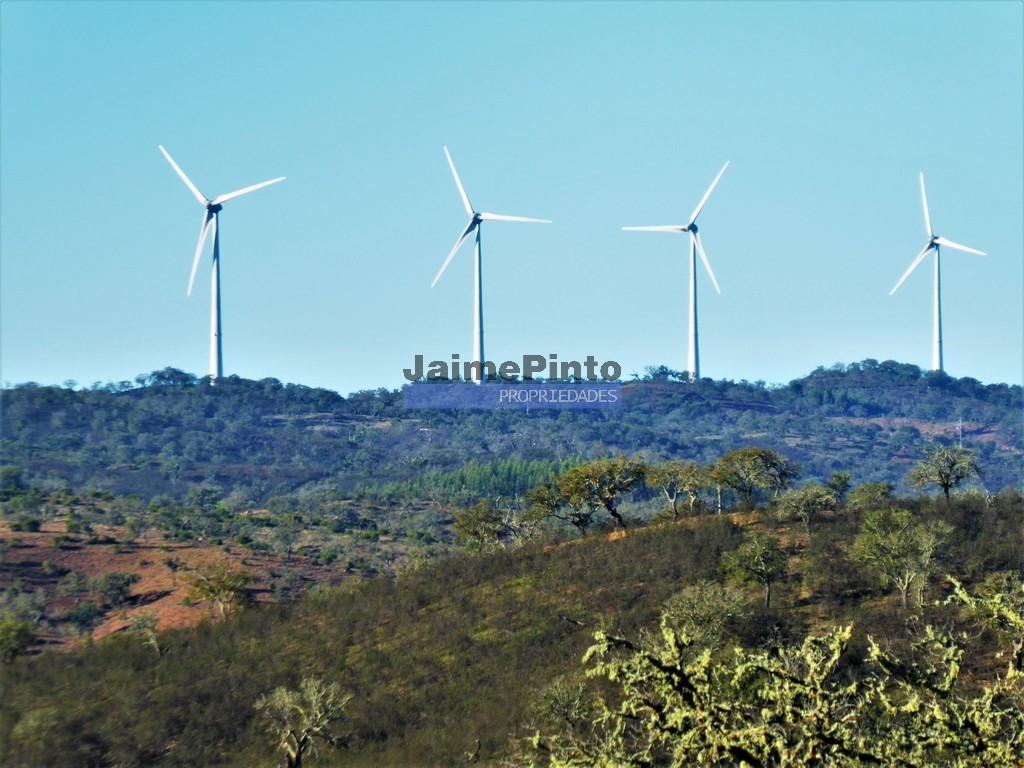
left=255, top=677, right=350, bottom=768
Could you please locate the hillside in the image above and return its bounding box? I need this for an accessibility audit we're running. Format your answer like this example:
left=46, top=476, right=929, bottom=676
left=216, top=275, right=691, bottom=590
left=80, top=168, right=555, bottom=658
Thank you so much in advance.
left=1, top=360, right=1022, bottom=766
left=0, top=489, right=1021, bottom=766
left=2, top=361, right=1020, bottom=510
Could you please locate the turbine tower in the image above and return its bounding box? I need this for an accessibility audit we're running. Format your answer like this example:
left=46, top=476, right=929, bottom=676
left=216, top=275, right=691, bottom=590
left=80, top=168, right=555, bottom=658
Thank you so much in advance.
left=889, top=172, right=986, bottom=373
left=159, top=146, right=285, bottom=381
left=623, top=161, right=729, bottom=381
left=432, top=146, right=551, bottom=383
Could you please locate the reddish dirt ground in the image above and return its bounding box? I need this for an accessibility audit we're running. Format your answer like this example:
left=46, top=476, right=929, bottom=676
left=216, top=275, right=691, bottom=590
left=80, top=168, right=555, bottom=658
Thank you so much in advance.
left=0, top=520, right=349, bottom=651
left=831, top=416, right=1013, bottom=449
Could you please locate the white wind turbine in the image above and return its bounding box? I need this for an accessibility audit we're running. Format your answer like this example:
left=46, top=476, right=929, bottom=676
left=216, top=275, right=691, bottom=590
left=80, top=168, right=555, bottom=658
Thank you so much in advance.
left=159, top=145, right=285, bottom=381
left=889, top=172, right=986, bottom=373
left=623, top=161, right=729, bottom=381
left=431, top=146, right=551, bottom=383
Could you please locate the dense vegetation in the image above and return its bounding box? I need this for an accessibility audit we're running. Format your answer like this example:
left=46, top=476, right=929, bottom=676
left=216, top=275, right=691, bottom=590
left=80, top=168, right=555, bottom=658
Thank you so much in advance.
left=0, top=360, right=1020, bottom=766
left=1, top=484, right=1021, bottom=766
left=2, top=360, right=1020, bottom=510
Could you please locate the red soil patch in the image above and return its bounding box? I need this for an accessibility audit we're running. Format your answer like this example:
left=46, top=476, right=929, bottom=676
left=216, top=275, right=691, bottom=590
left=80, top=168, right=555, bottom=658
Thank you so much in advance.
left=831, top=417, right=1015, bottom=450
left=0, top=520, right=349, bottom=651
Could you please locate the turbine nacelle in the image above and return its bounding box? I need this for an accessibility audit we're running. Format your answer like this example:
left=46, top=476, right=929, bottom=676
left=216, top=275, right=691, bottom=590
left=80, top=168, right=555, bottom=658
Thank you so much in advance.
left=206, top=202, right=223, bottom=214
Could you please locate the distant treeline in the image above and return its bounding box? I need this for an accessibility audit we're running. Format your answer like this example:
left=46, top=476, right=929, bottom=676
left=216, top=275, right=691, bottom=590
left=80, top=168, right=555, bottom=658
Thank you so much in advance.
left=1, top=360, right=1020, bottom=505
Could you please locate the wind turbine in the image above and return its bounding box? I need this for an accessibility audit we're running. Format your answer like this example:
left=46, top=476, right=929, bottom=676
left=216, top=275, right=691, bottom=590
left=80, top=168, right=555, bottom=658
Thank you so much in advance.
left=159, top=145, right=285, bottom=381
left=623, top=161, right=729, bottom=381
left=889, top=172, right=986, bottom=373
left=431, top=146, right=551, bottom=383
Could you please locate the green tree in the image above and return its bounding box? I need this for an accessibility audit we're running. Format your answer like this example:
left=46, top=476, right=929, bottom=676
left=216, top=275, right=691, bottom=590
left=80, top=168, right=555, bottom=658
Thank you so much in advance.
left=848, top=481, right=895, bottom=511
left=534, top=590, right=1024, bottom=768
left=0, top=465, right=27, bottom=501
left=661, top=580, right=750, bottom=649
left=255, top=676, right=350, bottom=768
left=646, top=461, right=710, bottom=518
left=453, top=499, right=506, bottom=552
left=528, top=456, right=647, bottom=533
left=273, top=516, right=304, bottom=561
left=909, top=443, right=982, bottom=498
left=713, top=447, right=800, bottom=507
left=0, top=615, right=36, bottom=662
left=89, top=572, right=141, bottom=608
left=186, top=562, right=253, bottom=618
left=526, top=481, right=593, bottom=535
left=726, top=534, right=789, bottom=608
left=775, top=483, right=836, bottom=534
left=824, top=470, right=851, bottom=502
left=847, top=507, right=951, bottom=610
left=185, top=483, right=221, bottom=514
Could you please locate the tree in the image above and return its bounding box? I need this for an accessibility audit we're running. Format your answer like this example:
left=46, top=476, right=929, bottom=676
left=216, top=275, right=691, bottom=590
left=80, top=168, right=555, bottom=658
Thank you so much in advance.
left=273, top=516, right=304, bottom=561
left=255, top=676, right=350, bottom=768
left=775, top=483, right=836, bottom=534
left=0, top=466, right=27, bottom=501
left=89, top=572, right=141, bottom=608
left=186, top=562, right=253, bottom=618
left=646, top=461, right=710, bottom=518
left=848, top=481, right=895, bottom=511
left=0, top=616, right=36, bottom=662
left=555, top=456, right=647, bottom=529
left=186, top=483, right=222, bottom=514
left=528, top=456, right=647, bottom=533
left=56, top=573, right=89, bottom=606
left=713, top=448, right=800, bottom=508
left=661, top=580, right=750, bottom=648
left=526, top=482, right=593, bottom=536
left=163, top=556, right=182, bottom=588
left=726, top=534, right=789, bottom=608
left=909, top=443, right=982, bottom=498
left=824, top=470, right=851, bottom=502
left=533, top=583, right=1024, bottom=768
left=847, top=507, right=951, bottom=610
left=453, top=500, right=506, bottom=552
left=127, top=613, right=162, bottom=657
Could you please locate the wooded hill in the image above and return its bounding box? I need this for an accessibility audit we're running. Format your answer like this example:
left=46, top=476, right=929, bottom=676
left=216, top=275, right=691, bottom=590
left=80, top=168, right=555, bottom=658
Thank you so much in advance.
left=0, top=360, right=1021, bottom=766
left=2, top=360, right=1020, bottom=510
left=1, top=489, right=1021, bottom=767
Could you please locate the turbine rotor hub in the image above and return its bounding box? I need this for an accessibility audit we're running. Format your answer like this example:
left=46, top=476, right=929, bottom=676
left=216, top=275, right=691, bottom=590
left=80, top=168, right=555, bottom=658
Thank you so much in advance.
left=207, top=202, right=223, bottom=214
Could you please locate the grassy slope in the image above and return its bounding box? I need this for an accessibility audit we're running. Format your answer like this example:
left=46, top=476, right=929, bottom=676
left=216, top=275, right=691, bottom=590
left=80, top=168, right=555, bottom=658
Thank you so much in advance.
left=0, top=517, right=743, bottom=767
left=1, top=494, right=1021, bottom=767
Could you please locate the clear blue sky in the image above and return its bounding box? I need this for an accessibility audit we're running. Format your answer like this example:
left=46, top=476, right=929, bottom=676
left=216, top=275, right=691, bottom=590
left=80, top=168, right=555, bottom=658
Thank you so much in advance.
left=2, top=1, right=1021, bottom=394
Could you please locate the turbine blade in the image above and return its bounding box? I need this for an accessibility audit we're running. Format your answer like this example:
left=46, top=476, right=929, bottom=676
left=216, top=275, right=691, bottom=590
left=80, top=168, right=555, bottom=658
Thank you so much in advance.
left=431, top=219, right=477, bottom=287
left=621, top=225, right=686, bottom=232
left=693, top=232, right=721, bottom=294
left=919, top=172, right=933, bottom=237
left=890, top=244, right=933, bottom=295
left=934, top=237, right=986, bottom=256
left=444, top=146, right=474, bottom=215
left=159, top=145, right=207, bottom=205
left=212, top=177, right=286, bottom=205
left=188, top=212, right=215, bottom=296
left=479, top=212, right=551, bottom=223
left=688, top=161, right=729, bottom=227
